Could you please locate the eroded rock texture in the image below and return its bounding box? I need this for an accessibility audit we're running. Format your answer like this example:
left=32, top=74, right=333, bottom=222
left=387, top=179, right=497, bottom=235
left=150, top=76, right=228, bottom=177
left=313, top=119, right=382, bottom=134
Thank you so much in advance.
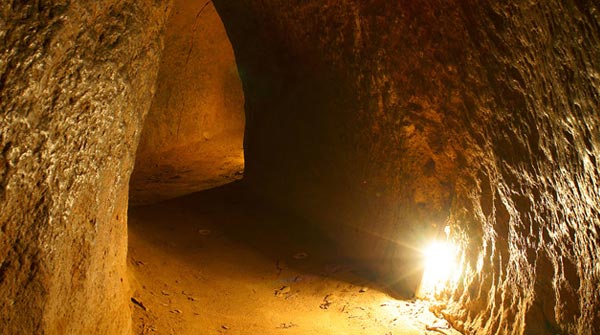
left=130, top=0, right=245, bottom=205
left=215, top=1, right=599, bottom=334
left=446, top=3, right=600, bottom=335
left=0, top=1, right=169, bottom=334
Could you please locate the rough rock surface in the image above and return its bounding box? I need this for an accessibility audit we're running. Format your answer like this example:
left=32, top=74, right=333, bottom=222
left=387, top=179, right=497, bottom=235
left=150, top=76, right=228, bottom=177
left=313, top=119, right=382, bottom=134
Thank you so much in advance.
left=215, top=1, right=600, bottom=334
left=445, top=3, right=600, bottom=335
left=130, top=0, right=245, bottom=205
left=2, top=0, right=598, bottom=334
left=0, top=1, right=169, bottom=334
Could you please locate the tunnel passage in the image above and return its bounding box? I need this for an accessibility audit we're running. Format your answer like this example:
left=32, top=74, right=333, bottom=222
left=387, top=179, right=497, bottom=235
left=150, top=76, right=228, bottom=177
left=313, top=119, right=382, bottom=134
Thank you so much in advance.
left=129, top=0, right=245, bottom=206
left=126, top=1, right=453, bottom=333
left=2, top=0, right=600, bottom=334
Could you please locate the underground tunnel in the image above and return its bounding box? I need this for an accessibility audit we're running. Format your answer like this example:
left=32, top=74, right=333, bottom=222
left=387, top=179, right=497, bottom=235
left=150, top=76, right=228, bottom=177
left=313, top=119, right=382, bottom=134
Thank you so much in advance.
left=1, top=1, right=599, bottom=335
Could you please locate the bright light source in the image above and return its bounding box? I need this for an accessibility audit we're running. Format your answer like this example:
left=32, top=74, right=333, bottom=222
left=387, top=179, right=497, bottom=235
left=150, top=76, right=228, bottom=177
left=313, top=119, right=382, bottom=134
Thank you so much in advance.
left=418, top=240, right=457, bottom=298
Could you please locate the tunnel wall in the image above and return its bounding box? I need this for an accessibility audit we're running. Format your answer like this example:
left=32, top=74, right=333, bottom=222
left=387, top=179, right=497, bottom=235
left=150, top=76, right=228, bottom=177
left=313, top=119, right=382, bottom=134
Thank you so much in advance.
left=445, top=3, right=600, bottom=335
left=215, top=0, right=467, bottom=294
left=0, top=1, right=169, bottom=334
left=131, top=0, right=245, bottom=205
left=215, top=1, right=600, bottom=334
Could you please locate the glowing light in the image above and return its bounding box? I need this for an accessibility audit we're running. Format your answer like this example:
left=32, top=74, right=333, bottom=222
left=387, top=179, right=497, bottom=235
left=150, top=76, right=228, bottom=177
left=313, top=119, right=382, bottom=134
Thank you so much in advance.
left=418, top=240, right=457, bottom=298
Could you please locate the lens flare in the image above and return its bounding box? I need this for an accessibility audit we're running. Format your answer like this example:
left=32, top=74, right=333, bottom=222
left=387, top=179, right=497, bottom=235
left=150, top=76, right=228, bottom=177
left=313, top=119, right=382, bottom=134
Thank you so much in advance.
left=418, top=241, right=457, bottom=298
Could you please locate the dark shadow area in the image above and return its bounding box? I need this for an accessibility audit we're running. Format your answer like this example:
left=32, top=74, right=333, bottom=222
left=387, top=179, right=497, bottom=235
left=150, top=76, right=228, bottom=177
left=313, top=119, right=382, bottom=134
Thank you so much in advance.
left=130, top=181, right=409, bottom=297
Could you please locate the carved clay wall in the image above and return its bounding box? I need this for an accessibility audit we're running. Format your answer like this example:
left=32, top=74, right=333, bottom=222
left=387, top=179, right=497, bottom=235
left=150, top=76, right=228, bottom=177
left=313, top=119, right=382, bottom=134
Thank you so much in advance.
left=0, top=1, right=169, bottom=333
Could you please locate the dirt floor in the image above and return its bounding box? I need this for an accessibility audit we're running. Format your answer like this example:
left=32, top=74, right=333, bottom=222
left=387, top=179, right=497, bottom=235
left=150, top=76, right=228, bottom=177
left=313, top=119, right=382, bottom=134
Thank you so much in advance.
left=127, top=183, right=461, bottom=335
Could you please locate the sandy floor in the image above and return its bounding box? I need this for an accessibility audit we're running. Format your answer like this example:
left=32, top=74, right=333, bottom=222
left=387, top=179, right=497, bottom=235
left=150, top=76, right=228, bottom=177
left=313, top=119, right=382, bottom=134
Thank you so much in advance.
left=127, top=183, right=460, bottom=335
